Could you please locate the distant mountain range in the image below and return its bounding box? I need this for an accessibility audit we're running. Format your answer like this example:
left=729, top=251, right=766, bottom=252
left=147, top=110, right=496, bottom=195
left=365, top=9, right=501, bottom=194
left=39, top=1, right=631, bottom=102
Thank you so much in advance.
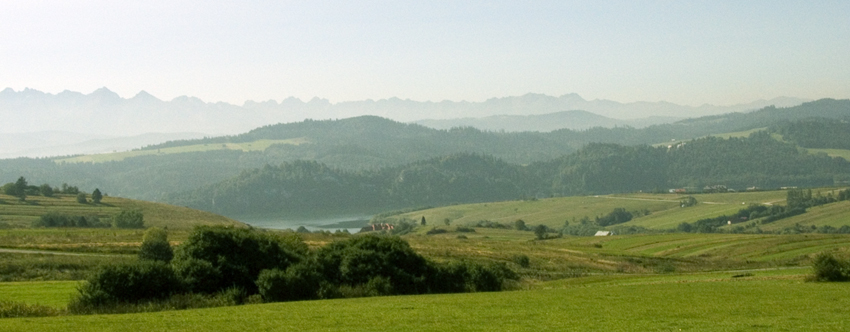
left=1, top=87, right=809, bottom=157
left=415, top=110, right=681, bottom=132
left=0, top=132, right=207, bottom=159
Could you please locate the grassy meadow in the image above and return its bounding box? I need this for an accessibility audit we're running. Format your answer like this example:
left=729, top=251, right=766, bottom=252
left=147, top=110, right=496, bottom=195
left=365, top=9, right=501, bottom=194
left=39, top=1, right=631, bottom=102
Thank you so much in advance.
left=2, top=187, right=850, bottom=330
left=386, top=189, right=804, bottom=230
left=0, top=193, right=243, bottom=230
left=3, top=271, right=849, bottom=331
left=806, top=148, right=850, bottom=161
left=53, top=138, right=308, bottom=164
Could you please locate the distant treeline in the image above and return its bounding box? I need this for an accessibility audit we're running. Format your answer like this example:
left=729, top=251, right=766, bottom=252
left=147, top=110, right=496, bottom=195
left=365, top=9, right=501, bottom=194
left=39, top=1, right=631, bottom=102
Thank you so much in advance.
left=33, top=209, right=145, bottom=229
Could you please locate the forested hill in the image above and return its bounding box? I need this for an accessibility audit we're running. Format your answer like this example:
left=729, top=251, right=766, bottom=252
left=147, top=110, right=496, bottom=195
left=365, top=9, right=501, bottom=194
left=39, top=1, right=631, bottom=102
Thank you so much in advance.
left=773, top=118, right=850, bottom=150
left=142, top=116, right=579, bottom=167
left=146, top=98, right=850, bottom=154
left=168, top=154, right=528, bottom=217
left=0, top=99, right=846, bottom=205
left=546, top=99, right=850, bottom=146
left=171, top=132, right=850, bottom=218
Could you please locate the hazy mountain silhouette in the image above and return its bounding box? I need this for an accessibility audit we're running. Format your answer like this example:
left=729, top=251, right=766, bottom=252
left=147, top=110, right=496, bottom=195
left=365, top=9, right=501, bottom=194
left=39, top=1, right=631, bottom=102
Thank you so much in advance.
left=1, top=87, right=808, bottom=157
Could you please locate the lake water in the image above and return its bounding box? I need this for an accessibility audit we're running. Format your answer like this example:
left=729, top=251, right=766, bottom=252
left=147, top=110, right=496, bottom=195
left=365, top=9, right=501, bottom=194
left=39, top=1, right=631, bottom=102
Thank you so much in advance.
left=235, top=216, right=371, bottom=234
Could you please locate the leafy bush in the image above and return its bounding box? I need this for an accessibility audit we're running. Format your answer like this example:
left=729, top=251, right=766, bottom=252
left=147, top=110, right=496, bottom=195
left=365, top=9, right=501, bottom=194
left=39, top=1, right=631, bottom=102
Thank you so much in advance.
left=475, top=220, right=509, bottom=229
left=595, top=208, right=633, bottom=227
left=430, top=261, right=513, bottom=293
left=256, top=263, right=323, bottom=302
left=533, top=224, right=549, bottom=240
left=512, top=254, right=530, bottom=268
left=138, top=227, right=173, bottom=262
left=172, top=258, right=222, bottom=294
left=173, top=226, right=304, bottom=294
left=514, top=219, right=528, bottom=231
left=113, top=209, right=144, bottom=228
left=33, top=213, right=108, bottom=228
left=315, top=235, right=432, bottom=295
left=71, top=261, right=182, bottom=308
left=426, top=228, right=447, bottom=235
left=811, top=253, right=849, bottom=282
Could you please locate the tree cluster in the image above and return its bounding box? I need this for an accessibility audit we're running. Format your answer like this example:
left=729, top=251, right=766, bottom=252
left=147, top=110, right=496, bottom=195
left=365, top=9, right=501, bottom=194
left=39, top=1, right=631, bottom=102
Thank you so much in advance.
left=31, top=210, right=144, bottom=229
left=32, top=213, right=109, bottom=228
left=72, top=227, right=515, bottom=310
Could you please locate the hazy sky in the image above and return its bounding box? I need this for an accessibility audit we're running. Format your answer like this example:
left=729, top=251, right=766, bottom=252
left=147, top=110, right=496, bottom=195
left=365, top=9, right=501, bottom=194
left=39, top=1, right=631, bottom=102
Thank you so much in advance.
left=2, top=1, right=848, bottom=106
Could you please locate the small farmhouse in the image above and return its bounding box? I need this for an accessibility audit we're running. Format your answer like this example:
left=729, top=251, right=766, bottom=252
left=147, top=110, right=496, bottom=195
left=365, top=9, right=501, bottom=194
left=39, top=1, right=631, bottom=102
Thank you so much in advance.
left=594, top=231, right=611, bottom=236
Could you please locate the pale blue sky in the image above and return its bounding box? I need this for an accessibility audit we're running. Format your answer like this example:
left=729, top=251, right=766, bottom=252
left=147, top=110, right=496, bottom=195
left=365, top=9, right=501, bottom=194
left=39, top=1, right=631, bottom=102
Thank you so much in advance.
left=2, top=1, right=848, bottom=106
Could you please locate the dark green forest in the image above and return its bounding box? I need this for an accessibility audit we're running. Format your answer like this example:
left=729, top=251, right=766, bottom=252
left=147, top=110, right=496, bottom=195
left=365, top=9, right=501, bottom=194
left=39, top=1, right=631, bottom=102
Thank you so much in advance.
left=773, top=118, right=850, bottom=150
left=170, top=132, right=850, bottom=217
left=0, top=99, right=848, bottom=217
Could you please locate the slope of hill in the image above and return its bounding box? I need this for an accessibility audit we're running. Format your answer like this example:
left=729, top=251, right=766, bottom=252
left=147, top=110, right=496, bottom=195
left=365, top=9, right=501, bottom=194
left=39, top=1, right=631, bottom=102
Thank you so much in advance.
left=384, top=191, right=791, bottom=229
left=0, top=193, right=243, bottom=230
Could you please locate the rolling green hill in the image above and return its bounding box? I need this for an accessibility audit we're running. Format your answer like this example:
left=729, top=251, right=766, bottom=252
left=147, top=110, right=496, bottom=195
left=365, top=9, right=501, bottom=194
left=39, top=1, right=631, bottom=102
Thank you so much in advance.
left=385, top=191, right=791, bottom=229
left=171, top=131, right=850, bottom=218
left=0, top=193, right=243, bottom=230
left=385, top=188, right=850, bottom=233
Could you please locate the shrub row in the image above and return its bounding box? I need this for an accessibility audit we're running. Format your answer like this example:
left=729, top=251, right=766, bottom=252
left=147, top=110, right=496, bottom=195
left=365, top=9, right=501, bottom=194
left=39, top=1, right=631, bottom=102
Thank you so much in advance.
left=72, top=227, right=515, bottom=311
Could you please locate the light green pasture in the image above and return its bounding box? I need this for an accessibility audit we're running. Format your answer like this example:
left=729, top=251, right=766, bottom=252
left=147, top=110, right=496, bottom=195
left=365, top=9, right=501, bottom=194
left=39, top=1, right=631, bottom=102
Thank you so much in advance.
left=0, top=281, right=77, bottom=308
left=0, top=194, right=242, bottom=231
left=53, top=138, right=308, bottom=164
left=806, top=148, right=850, bottom=161
left=394, top=190, right=791, bottom=230
left=3, top=275, right=849, bottom=331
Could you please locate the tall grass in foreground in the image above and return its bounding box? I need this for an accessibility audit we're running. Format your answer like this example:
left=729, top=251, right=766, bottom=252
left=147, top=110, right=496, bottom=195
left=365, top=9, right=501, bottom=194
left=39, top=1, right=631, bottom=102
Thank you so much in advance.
left=0, top=301, right=63, bottom=318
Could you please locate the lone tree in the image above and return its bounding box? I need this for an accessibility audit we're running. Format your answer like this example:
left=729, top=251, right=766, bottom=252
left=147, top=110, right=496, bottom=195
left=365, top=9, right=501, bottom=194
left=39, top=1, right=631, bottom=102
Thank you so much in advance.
left=14, top=176, right=27, bottom=201
left=76, top=193, right=87, bottom=204
left=91, top=188, right=103, bottom=204
left=420, top=216, right=427, bottom=226
left=40, top=184, right=54, bottom=197
left=514, top=219, right=527, bottom=231
left=533, top=224, right=548, bottom=240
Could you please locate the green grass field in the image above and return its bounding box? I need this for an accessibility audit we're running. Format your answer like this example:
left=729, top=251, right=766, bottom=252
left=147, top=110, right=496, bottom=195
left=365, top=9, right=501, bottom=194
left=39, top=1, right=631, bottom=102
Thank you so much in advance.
left=3, top=272, right=849, bottom=331
left=2, top=187, right=850, bottom=329
left=0, top=281, right=78, bottom=308
left=806, top=148, right=850, bottom=161
left=389, top=190, right=802, bottom=230
left=0, top=194, right=243, bottom=230
left=53, top=138, right=308, bottom=164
